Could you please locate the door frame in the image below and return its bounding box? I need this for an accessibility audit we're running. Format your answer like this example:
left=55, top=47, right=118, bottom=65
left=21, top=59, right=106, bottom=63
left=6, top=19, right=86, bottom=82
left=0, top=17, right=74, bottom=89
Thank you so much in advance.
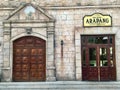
left=11, top=34, right=47, bottom=82
left=2, top=3, right=56, bottom=82
left=81, top=35, right=116, bottom=81
left=2, top=23, right=56, bottom=82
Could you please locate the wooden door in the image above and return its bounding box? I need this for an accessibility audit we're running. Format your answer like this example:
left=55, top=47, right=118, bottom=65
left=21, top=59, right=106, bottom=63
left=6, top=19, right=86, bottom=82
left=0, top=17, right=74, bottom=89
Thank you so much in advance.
left=81, top=35, right=116, bottom=81
left=13, top=36, right=46, bottom=81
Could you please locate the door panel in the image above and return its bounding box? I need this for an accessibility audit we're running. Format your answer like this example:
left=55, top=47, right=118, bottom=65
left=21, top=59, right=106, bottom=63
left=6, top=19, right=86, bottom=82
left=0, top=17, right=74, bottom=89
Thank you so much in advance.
left=100, top=67, right=109, bottom=81
left=109, top=67, right=116, bottom=80
left=14, top=57, right=21, bottom=63
left=89, top=48, right=97, bottom=67
left=99, top=47, right=109, bottom=81
left=82, top=67, right=88, bottom=80
left=88, top=67, right=98, bottom=81
left=88, top=48, right=98, bottom=81
left=13, top=36, right=46, bottom=82
left=99, top=48, right=108, bottom=67
left=22, top=72, right=29, bottom=80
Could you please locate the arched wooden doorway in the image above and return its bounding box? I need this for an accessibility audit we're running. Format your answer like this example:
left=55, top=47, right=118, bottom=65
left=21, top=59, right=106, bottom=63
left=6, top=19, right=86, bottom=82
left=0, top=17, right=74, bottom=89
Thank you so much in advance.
left=13, top=36, right=46, bottom=81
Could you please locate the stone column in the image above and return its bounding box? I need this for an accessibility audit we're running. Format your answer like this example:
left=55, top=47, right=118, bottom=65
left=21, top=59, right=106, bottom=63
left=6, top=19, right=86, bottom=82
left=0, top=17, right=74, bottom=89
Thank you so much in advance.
left=46, top=27, right=56, bottom=81
left=2, top=23, right=11, bottom=81
left=0, top=22, right=3, bottom=81
left=75, top=27, right=82, bottom=81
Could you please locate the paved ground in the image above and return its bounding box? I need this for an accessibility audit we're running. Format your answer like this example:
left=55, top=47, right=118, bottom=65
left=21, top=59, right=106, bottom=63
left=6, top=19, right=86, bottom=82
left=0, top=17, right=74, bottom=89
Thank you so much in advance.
left=0, top=81, right=120, bottom=90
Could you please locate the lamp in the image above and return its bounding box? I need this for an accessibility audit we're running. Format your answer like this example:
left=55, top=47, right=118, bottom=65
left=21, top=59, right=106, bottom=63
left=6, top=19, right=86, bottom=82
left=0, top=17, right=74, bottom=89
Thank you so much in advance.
left=61, top=40, right=64, bottom=45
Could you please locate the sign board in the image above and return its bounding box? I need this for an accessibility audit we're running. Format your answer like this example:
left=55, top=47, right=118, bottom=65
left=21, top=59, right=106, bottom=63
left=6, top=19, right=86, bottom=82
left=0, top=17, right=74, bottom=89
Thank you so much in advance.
left=83, top=13, right=112, bottom=27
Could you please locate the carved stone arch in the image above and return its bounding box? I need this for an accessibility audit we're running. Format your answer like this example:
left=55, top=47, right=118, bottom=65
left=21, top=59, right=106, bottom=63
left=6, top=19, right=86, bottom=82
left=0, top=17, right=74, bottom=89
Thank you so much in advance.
left=2, top=3, right=56, bottom=82
left=6, top=3, right=55, bottom=21
left=11, top=32, right=47, bottom=42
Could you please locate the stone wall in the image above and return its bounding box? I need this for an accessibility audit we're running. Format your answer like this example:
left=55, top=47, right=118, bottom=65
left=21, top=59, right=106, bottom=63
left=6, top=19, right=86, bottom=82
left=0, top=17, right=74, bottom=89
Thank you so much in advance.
left=73, top=7, right=120, bottom=80
left=0, top=9, right=13, bottom=79
left=0, top=1, right=119, bottom=81
left=48, top=7, right=120, bottom=80
left=0, top=0, right=119, bottom=7
left=48, top=9, right=75, bottom=80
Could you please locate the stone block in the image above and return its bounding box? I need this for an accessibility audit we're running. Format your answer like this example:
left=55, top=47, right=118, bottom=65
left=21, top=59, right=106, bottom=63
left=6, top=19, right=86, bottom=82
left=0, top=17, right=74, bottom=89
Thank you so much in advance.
left=33, top=28, right=47, bottom=37
left=56, top=62, right=61, bottom=66
left=76, top=67, right=82, bottom=74
left=17, top=29, right=26, bottom=34
left=76, top=47, right=80, bottom=53
left=0, top=37, right=3, bottom=43
left=47, top=55, right=54, bottom=61
left=0, top=29, right=3, bottom=36
left=3, top=42, right=10, bottom=50
left=46, top=77, right=56, bottom=81
left=11, top=29, right=18, bottom=37
left=0, top=55, right=3, bottom=63
left=61, top=15, right=67, bottom=20
left=64, top=21, right=74, bottom=25
left=68, top=47, right=75, bottom=52
left=63, top=58, right=70, bottom=63
left=76, top=60, right=81, bottom=67
left=55, top=48, right=61, bottom=53
left=48, top=36, right=54, bottom=41
left=75, top=32, right=80, bottom=40
left=69, top=58, right=75, bottom=63
left=1, top=69, right=11, bottom=82
left=47, top=69, right=55, bottom=77
left=47, top=61, right=54, bottom=67
left=76, top=73, right=82, bottom=80
left=74, top=14, right=81, bottom=20
left=67, top=15, right=74, bottom=20
left=75, top=40, right=80, bottom=46
left=4, top=35, right=10, bottom=42
left=3, top=48, right=9, bottom=56
left=47, top=47, right=54, bottom=53
left=55, top=53, right=61, bottom=58
left=3, top=61, right=9, bottom=67
left=76, top=53, right=80, bottom=60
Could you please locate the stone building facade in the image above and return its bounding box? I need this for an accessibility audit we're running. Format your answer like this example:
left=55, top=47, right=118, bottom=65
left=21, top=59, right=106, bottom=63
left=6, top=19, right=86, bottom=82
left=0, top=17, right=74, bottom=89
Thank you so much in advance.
left=0, top=0, right=119, bottom=82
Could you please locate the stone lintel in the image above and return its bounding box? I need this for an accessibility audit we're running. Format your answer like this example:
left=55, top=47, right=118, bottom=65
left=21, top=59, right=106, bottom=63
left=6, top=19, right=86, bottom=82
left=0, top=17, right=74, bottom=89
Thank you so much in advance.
left=3, top=20, right=55, bottom=23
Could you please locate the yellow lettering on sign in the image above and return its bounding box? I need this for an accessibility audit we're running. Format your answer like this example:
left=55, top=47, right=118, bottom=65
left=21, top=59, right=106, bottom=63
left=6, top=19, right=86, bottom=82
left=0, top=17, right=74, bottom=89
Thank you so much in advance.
left=83, top=13, right=112, bottom=27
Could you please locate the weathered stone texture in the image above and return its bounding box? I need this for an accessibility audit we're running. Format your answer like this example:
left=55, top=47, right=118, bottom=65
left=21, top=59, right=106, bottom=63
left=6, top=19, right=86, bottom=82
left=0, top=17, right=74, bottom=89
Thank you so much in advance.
left=0, top=16, right=4, bottom=77
left=48, top=10, right=76, bottom=80
left=0, top=0, right=119, bottom=7
left=0, top=0, right=119, bottom=81
left=47, top=6, right=120, bottom=80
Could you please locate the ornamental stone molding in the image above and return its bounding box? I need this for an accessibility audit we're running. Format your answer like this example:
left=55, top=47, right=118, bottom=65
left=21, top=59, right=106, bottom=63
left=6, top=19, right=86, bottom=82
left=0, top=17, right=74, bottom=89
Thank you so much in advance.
left=2, top=3, right=56, bottom=82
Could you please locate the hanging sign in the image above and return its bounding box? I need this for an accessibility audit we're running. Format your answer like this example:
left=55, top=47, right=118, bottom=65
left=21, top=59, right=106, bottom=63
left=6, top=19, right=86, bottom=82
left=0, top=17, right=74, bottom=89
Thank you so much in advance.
left=83, top=13, right=112, bottom=27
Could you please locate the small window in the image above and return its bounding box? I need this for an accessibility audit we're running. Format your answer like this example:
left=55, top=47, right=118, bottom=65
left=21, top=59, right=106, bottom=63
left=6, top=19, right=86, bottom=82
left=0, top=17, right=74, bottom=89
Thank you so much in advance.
left=24, top=6, right=35, bottom=15
left=100, top=48, right=108, bottom=66
left=24, top=6, right=36, bottom=20
left=89, top=48, right=96, bottom=66
left=88, top=36, right=108, bottom=44
left=82, top=48, right=86, bottom=66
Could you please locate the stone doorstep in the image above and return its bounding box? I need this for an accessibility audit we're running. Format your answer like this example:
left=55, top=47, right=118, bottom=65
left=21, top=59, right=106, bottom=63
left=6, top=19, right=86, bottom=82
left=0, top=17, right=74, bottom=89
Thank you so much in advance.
left=0, top=81, right=120, bottom=86
left=0, top=81, right=120, bottom=84
left=0, top=82, right=120, bottom=90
